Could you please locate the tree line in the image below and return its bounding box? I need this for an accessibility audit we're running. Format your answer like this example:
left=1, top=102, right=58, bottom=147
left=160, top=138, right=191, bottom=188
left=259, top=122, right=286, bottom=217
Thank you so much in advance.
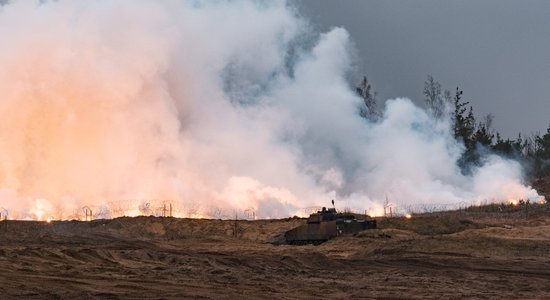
left=356, top=75, right=550, bottom=179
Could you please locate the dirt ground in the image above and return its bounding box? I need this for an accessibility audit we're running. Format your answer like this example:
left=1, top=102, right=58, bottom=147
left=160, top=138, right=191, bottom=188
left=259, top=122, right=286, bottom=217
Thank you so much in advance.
left=1, top=206, right=550, bottom=299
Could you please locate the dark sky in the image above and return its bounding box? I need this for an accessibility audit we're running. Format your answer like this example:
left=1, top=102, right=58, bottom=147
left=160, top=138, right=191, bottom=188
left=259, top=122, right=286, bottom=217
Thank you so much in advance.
left=296, top=0, right=550, bottom=138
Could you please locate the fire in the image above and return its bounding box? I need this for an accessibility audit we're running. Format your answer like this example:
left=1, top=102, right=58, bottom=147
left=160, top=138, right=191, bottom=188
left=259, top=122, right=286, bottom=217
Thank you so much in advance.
left=189, top=213, right=206, bottom=219
left=123, top=209, right=142, bottom=218
left=172, top=212, right=185, bottom=218
left=29, top=199, right=55, bottom=221
left=34, top=209, right=45, bottom=221
left=405, top=213, right=412, bottom=219
left=46, top=218, right=52, bottom=223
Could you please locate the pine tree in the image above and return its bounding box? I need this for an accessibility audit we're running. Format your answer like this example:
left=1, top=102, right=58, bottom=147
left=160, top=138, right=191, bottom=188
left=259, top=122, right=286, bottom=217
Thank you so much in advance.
left=356, top=76, right=379, bottom=120
left=492, top=132, right=520, bottom=157
left=534, top=124, right=550, bottom=177
left=472, top=114, right=494, bottom=147
left=452, top=87, right=475, bottom=146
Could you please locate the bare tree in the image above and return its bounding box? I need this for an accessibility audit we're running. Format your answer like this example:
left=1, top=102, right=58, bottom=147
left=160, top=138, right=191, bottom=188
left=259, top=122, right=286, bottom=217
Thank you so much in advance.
left=423, top=75, right=450, bottom=119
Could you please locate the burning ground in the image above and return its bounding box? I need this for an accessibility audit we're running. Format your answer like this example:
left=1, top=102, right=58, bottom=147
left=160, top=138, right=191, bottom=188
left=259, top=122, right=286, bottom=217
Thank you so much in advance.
left=1, top=204, right=550, bottom=299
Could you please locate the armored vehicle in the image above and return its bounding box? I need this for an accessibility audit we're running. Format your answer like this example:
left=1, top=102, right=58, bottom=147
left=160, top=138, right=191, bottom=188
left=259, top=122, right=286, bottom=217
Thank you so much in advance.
left=285, top=207, right=377, bottom=245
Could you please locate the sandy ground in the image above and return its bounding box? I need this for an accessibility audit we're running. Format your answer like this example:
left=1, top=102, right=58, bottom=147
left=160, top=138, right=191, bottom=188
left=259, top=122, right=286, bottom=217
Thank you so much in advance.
left=1, top=208, right=550, bottom=299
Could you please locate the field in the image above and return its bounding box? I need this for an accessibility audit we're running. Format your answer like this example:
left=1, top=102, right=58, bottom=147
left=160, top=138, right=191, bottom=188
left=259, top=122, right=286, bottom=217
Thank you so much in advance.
left=1, top=204, right=550, bottom=299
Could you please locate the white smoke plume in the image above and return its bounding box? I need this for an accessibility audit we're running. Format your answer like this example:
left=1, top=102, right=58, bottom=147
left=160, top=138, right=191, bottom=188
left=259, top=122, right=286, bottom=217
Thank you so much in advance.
left=0, top=0, right=541, bottom=220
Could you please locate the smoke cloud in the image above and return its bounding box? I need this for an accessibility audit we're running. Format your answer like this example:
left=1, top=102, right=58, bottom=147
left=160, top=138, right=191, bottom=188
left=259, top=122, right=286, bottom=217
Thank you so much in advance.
left=0, top=0, right=540, bottom=220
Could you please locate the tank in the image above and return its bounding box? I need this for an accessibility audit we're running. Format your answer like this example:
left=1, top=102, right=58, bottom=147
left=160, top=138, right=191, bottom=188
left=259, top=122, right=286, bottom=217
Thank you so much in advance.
left=285, top=207, right=377, bottom=245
